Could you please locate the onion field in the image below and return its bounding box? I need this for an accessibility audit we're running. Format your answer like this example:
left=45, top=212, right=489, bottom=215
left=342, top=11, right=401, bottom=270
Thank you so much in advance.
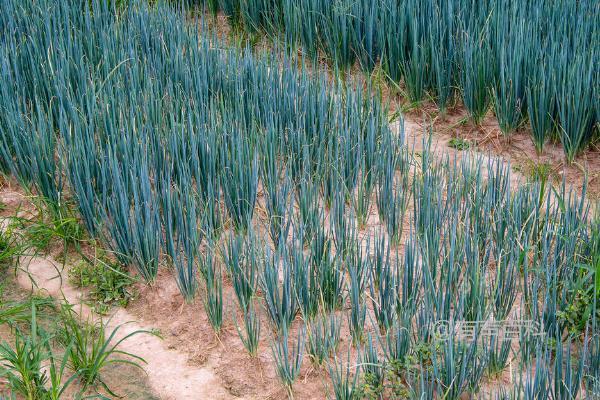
left=207, top=0, right=599, bottom=161
left=0, top=1, right=598, bottom=399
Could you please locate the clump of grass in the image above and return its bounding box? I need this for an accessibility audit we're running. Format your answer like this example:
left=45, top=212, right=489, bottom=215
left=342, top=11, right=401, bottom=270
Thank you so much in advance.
left=59, top=305, right=149, bottom=397
left=0, top=221, right=24, bottom=268
left=23, top=202, right=84, bottom=253
left=0, top=303, right=51, bottom=400
left=0, top=299, right=143, bottom=400
left=0, top=297, right=55, bottom=328
left=527, top=162, right=553, bottom=185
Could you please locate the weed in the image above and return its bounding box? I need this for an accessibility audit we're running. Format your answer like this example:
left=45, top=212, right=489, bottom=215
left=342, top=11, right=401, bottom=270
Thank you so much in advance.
left=0, top=297, right=55, bottom=329
left=0, top=223, right=24, bottom=268
left=448, top=137, right=471, bottom=151
left=0, top=303, right=80, bottom=400
left=68, top=256, right=135, bottom=314
left=526, top=162, right=553, bottom=186
left=24, top=202, right=84, bottom=252
left=0, top=304, right=49, bottom=400
left=59, top=305, right=149, bottom=397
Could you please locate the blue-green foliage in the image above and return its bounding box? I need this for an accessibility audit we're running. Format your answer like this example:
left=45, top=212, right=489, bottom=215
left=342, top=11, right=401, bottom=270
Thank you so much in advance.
left=0, top=1, right=598, bottom=398
left=207, top=0, right=599, bottom=159
left=0, top=0, right=383, bottom=285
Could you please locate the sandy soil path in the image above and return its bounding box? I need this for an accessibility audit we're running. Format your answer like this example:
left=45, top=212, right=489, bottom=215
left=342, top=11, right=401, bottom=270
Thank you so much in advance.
left=15, top=255, right=240, bottom=400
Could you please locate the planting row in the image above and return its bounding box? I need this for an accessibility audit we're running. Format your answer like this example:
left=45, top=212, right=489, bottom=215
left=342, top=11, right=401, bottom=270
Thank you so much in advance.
left=205, top=0, right=599, bottom=161
left=0, top=1, right=598, bottom=398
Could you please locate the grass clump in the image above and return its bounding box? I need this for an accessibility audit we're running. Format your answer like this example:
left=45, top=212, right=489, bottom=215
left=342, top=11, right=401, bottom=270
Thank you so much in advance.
left=23, top=202, right=84, bottom=253
left=0, top=304, right=75, bottom=400
left=58, top=305, right=149, bottom=397
left=0, top=300, right=138, bottom=400
left=0, top=223, right=23, bottom=269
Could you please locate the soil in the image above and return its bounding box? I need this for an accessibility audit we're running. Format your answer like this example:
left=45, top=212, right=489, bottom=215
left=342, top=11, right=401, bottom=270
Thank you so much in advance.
left=128, top=268, right=331, bottom=400
left=14, top=254, right=236, bottom=400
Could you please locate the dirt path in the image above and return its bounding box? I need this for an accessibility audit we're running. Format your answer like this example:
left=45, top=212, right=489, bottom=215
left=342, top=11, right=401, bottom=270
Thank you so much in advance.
left=15, top=254, right=240, bottom=400
left=398, top=118, right=530, bottom=190
left=401, top=107, right=600, bottom=198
